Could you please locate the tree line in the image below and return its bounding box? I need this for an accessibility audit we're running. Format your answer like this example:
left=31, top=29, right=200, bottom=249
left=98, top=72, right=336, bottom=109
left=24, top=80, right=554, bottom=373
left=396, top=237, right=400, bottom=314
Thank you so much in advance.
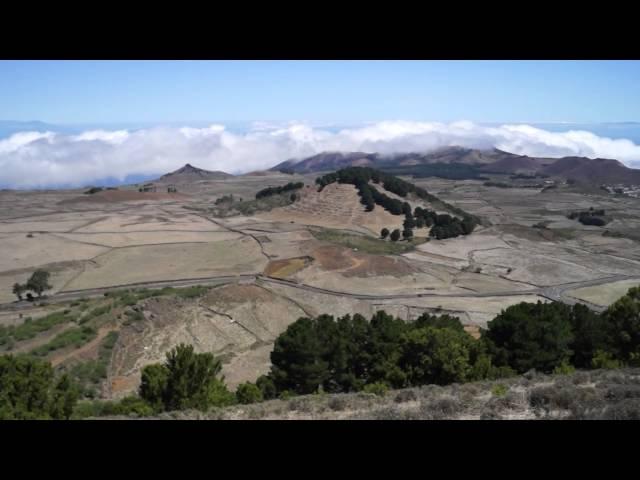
left=251, top=286, right=640, bottom=399
left=316, top=167, right=478, bottom=240
left=255, top=182, right=304, bottom=200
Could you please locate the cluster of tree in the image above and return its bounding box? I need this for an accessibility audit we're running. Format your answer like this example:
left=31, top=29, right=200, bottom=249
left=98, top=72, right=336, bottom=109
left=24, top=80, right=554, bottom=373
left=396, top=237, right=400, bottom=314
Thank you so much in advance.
left=250, top=311, right=513, bottom=398
left=139, top=344, right=235, bottom=412
left=12, top=269, right=52, bottom=301
left=250, top=286, right=640, bottom=399
left=485, top=288, right=640, bottom=372
left=380, top=228, right=402, bottom=242
left=316, top=167, right=478, bottom=240
left=214, top=194, right=240, bottom=205
left=416, top=208, right=476, bottom=240
left=567, top=207, right=608, bottom=226
left=255, top=182, right=304, bottom=199
left=0, top=354, right=78, bottom=419
left=83, top=186, right=118, bottom=195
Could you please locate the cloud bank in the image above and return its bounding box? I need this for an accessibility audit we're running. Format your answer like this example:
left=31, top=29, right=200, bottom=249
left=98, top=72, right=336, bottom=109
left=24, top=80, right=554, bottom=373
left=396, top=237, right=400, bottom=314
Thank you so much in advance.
left=2, top=121, right=640, bottom=188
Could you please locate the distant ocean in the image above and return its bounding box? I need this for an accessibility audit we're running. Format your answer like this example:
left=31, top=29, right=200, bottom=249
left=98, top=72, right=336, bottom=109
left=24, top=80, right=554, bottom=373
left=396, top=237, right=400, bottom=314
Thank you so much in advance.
left=530, top=123, right=640, bottom=145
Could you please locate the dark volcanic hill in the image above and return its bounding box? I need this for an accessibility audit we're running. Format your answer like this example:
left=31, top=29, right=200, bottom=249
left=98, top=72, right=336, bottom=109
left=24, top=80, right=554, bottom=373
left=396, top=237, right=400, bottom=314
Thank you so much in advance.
left=540, top=157, right=640, bottom=184
left=270, top=146, right=640, bottom=185
left=271, top=152, right=379, bottom=173
left=156, top=163, right=233, bottom=183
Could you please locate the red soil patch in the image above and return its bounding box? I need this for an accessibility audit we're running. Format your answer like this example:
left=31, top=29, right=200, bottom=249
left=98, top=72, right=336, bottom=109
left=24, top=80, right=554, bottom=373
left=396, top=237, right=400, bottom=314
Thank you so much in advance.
left=203, top=284, right=274, bottom=306
left=110, top=375, right=139, bottom=395
left=312, top=245, right=417, bottom=278
left=60, top=190, right=191, bottom=204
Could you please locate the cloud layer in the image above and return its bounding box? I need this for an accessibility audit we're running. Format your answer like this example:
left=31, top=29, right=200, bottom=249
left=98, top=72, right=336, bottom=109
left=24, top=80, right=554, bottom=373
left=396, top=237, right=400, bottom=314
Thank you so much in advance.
left=2, top=121, right=640, bottom=188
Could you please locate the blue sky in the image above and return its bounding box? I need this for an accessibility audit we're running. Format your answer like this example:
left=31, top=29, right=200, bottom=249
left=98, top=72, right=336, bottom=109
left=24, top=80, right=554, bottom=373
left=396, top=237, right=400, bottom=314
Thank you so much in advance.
left=1, top=60, right=639, bottom=125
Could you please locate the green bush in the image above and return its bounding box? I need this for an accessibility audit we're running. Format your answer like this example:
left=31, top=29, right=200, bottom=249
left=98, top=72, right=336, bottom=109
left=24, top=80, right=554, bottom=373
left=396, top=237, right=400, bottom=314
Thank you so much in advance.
left=139, top=344, right=235, bottom=413
left=484, top=301, right=574, bottom=373
left=235, top=382, right=264, bottom=404
left=592, top=350, right=622, bottom=370
left=0, top=354, right=78, bottom=419
left=9, top=311, right=72, bottom=342
left=491, top=384, right=508, bottom=397
left=30, top=326, right=97, bottom=356
left=363, top=382, right=389, bottom=396
left=553, top=361, right=576, bottom=375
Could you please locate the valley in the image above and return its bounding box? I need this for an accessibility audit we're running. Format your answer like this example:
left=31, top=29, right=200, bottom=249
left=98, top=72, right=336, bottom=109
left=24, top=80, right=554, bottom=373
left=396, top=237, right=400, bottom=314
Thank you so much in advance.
left=2, top=159, right=640, bottom=403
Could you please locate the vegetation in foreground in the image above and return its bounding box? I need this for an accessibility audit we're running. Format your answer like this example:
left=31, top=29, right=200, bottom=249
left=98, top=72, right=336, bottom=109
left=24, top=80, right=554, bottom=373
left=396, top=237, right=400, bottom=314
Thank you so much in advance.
left=140, top=367, right=640, bottom=420
left=3, top=285, right=640, bottom=420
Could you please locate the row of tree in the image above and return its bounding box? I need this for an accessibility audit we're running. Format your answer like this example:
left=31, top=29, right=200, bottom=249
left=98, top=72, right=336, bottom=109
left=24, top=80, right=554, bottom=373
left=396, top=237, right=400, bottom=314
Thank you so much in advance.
left=315, top=167, right=478, bottom=240
left=12, top=269, right=52, bottom=301
left=250, top=286, right=640, bottom=398
left=255, top=182, right=304, bottom=199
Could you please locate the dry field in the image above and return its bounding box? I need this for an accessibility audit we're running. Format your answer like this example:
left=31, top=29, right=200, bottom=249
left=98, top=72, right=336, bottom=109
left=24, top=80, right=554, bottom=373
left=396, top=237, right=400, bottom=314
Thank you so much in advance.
left=2, top=172, right=640, bottom=400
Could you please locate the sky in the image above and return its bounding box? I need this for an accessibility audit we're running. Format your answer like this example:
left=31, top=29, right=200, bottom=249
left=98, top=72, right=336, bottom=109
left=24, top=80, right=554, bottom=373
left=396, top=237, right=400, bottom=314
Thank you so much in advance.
left=2, top=60, right=640, bottom=125
left=1, top=60, right=640, bottom=188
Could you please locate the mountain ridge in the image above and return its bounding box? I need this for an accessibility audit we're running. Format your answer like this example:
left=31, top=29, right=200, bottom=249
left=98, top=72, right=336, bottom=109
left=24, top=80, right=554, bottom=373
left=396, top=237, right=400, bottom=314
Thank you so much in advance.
left=270, top=146, right=640, bottom=185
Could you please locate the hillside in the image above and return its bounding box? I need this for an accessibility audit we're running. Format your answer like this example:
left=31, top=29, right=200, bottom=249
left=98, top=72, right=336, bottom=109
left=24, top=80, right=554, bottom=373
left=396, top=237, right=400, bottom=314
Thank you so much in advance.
left=156, top=163, right=233, bottom=183
left=271, top=152, right=379, bottom=173
left=540, top=156, right=640, bottom=184
left=104, top=368, right=640, bottom=420
left=270, top=147, right=640, bottom=185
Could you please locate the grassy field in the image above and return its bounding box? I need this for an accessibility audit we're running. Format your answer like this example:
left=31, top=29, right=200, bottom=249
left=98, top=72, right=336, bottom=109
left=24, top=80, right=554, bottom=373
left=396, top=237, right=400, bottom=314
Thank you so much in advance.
left=310, top=228, right=427, bottom=255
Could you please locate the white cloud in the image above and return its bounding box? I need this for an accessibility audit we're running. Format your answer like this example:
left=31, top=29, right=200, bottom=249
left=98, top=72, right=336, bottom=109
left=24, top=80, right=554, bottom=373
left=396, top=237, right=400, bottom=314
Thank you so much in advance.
left=1, top=121, right=640, bottom=188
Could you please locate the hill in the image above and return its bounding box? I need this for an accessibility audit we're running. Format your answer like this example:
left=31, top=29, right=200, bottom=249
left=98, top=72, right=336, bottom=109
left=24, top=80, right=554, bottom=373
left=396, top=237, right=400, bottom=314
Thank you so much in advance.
left=270, top=147, right=640, bottom=185
left=540, top=156, right=640, bottom=184
left=156, top=163, right=233, bottom=183
left=271, top=152, right=379, bottom=174
left=103, top=368, right=640, bottom=420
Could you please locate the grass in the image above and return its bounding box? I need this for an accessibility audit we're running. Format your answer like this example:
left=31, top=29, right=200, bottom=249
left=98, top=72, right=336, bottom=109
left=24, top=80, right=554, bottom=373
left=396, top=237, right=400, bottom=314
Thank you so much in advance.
left=123, top=309, right=144, bottom=325
left=310, top=228, right=426, bottom=255
left=30, top=325, right=97, bottom=357
left=79, top=304, right=112, bottom=324
left=66, top=331, right=118, bottom=398
left=0, top=310, right=75, bottom=346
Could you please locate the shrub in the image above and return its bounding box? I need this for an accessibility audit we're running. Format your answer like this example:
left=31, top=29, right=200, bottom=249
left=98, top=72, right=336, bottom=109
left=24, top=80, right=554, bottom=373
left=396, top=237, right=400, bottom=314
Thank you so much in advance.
left=600, top=399, right=640, bottom=420
left=491, top=383, right=508, bottom=397
left=30, top=326, right=97, bottom=356
left=278, top=390, right=294, bottom=400
left=139, top=344, right=234, bottom=413
left=363, top=382, right=389, bottom=397
left=592, top=350, right=622, bottom=370
left=0, top=355, right=78, bottom=419
left=553, top=361, right=576, bottom=375
left=328, top=396, right=349, bottom=411
left=235, top=382, right=263, bottom=404
left=256, top=375, right=277, bottom=400
left=420, top=396, right=462, bottom=419
left=394, top=389, right=418, bottom=403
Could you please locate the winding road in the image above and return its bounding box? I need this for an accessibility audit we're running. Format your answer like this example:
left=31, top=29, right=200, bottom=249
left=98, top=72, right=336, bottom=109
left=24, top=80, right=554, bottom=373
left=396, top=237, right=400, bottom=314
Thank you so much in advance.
left=2, top=271, right=638, bottom=314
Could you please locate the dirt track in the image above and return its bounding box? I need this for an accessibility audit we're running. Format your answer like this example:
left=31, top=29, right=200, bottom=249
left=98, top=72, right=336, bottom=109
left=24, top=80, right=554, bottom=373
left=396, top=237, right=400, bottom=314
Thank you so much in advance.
left=3, top=271, right=637, bottom=314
